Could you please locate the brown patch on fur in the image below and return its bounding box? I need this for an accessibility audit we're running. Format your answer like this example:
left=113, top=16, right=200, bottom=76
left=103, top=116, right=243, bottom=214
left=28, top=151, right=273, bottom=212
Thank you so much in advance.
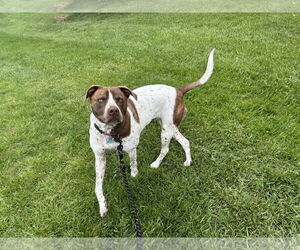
left=90, top=88, right=109, bottom=123
left=178, top=81, right=199, bottom=94
left=111, top=112, right=131, bottom=138
left=173, top=88, right=187, bottom=126
left=118, top=86, right=138, bottom=100
left=84, top=85, right=102, bottom=102
left=109, top=87, right=136, bottom=137
left=127, top=99, right=140, bottom=123
left=109, top=87, right=129, bottom=117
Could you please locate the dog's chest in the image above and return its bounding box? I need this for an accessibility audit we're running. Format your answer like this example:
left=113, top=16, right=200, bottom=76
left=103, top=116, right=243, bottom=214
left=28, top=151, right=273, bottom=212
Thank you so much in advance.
left=90, top=126, right=139, bottom=153
left=94, top=135, right=119, bottom=150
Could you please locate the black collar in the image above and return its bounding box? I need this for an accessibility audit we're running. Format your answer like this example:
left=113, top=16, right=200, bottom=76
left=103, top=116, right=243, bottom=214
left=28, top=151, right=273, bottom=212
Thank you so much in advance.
left=94, top=123, right=117, bottom=137
left=94, top=123, right=122, bottom=144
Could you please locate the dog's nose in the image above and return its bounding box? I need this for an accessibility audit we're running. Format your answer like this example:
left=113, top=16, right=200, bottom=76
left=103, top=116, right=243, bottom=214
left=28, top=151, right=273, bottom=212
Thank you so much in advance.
left=108, top=107, right=119, bottom=116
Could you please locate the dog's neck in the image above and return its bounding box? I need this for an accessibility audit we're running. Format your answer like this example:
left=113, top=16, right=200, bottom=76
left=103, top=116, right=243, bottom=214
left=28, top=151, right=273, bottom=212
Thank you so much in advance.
left=93, top=115, right=116, bottom=134
left=92, top=111, right=131, bottom=138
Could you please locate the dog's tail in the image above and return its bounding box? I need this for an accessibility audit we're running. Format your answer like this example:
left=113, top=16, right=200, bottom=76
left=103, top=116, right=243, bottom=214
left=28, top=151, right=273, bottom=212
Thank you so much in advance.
left=179, top=48, right=215, bottom=94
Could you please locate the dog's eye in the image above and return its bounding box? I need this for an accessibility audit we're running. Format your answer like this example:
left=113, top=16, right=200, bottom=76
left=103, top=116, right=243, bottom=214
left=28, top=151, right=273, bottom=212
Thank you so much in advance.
left=117, top=98, right=124, bottom=103
left=98, top=98, right=105, bottom=103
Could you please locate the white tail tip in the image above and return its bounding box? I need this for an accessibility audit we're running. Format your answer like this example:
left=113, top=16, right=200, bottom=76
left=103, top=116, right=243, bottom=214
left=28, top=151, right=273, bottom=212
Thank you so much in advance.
left=199, top=48, right=215, bottom=85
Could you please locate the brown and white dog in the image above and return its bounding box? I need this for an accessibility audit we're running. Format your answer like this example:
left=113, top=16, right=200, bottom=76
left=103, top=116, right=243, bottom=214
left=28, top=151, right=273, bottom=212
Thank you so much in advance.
left=85, top=49, right=215, bottom=217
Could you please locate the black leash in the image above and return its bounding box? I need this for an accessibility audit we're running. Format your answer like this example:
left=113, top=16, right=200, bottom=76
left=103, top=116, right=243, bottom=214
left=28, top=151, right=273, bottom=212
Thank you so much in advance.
left=115, top=136, right=143, bottom=238
left=94, top=123, right=143, bottom=246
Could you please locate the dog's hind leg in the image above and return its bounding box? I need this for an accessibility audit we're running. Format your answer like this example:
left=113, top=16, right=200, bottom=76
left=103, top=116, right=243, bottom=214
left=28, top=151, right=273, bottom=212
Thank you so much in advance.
left=173, top=128, right=192, bottom=166
left=150, top=124, right=176, bottom=168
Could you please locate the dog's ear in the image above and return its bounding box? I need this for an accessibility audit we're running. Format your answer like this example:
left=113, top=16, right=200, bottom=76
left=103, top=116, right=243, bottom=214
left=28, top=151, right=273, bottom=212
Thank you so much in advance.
left=83, top=85, right=102, bottom=103
left=118, top=86, right=137, bottom=100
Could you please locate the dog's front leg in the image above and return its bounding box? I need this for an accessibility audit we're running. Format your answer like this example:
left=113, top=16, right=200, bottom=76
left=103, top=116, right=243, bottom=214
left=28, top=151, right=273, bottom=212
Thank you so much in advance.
left=128, top=148, right=138, bottom=177
left=95, top=151, right=108, bottom=217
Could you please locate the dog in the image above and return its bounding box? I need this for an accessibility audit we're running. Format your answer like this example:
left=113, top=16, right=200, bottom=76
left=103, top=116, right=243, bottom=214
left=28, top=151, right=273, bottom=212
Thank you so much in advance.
left=84, top=49, right=215, bottom=217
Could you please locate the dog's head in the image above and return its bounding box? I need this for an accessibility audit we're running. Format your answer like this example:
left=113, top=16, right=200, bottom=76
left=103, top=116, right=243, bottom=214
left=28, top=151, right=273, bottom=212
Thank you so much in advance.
left=84, top=85, right=137, bottom=124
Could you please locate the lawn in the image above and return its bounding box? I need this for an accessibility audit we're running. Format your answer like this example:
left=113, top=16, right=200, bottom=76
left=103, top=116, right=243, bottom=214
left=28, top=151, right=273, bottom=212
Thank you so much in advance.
left=0, top=13, right=299, bottom=237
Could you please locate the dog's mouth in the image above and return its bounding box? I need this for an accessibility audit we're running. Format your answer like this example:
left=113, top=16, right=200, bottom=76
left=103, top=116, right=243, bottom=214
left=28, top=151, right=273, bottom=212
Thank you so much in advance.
left=96, top=115, right=122, bottom=126
left=102, top=114, right=123, bottom=124
left=106, top=117, right=121, bottom=124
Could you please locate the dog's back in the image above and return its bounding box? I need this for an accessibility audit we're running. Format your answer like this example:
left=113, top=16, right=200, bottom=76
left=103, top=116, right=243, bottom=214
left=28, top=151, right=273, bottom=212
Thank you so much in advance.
left=131, top=84, right=177, bottom=129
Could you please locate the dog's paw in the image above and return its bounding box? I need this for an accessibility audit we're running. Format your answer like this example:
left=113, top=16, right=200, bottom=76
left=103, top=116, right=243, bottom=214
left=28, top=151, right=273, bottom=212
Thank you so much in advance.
left=99, top=201, right=108, bottom=218
left=150, top=161, right=160, bottom=168
left=131, top=170, right=138, bottom=177
left=183, top=159, right=192, bottom=167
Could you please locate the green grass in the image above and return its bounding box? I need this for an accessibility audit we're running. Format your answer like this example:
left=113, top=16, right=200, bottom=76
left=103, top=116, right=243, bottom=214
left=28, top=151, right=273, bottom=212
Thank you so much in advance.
left=0, top=13, right=299, bottom=237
